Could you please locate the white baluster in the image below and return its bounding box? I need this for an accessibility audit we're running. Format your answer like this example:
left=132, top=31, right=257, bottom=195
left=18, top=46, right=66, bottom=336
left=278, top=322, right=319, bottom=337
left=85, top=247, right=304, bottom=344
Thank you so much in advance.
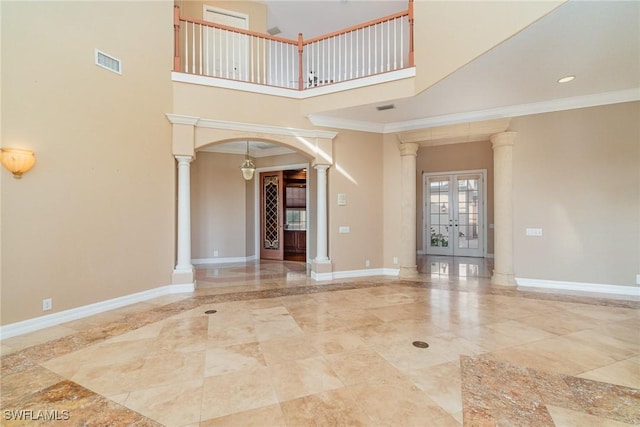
left=354, top=30, right=357, bottom=78
left=191, top=22, right=195, bottom=73
left=234, top=30, right=238, bottom=79
left=321, top=39, right=324, bottom=84
left=218, top=28, right=222, bottom=76
left=287, top=43, right=290, bottom=88
left=184, top=22, right=189, bottom=73
left=332, top=36, right=336, bottom=83
left=400, top=18, right=404, bottom=68
left=350, top=31, right=353, bottom=79
left=337, top=34, right=342, bottom=82
left=198, top=25, right=202, bottom=75
left=278, top=41, right=282, bottom=87
left=368, top=26, right=371, bottom=76
left=261, top=39, right=264, bottom=85
left=386, top=20, right=390, bottom=72
left=394, top=18, right=397, bottom=70
left=227, top=29, right=231, bottom=78
left=205, top=26, right=209, bottom=75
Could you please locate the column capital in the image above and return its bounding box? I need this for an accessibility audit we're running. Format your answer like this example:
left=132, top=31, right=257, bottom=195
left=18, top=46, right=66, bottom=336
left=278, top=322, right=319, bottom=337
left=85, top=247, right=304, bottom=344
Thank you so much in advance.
left=398, top=142, right=419, bottom=157
left=313, top=163, right=330, bottom=171
left=175, top=155, right=193, bottom=164
left=490, top=131, right=517, bottom=150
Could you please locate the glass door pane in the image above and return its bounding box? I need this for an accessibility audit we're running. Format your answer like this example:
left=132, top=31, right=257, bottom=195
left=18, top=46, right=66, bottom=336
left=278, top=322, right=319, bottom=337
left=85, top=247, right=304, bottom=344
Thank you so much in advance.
left=427, top=177, right=453, bottom=255
left=454, top=175, right=482, bottom=256
left=424, top=171, right=484, bottom=258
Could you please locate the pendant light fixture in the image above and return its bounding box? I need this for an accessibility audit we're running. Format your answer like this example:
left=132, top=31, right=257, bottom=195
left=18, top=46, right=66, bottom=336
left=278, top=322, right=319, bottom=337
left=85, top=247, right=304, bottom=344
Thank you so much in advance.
left=240, top=141, right=255, bottom=180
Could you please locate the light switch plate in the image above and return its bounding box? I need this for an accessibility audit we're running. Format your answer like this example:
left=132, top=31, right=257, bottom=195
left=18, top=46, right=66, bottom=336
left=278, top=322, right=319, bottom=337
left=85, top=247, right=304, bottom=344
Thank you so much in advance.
left=526, top=228, right=543, bottom=236
left=337, top=193, right=347, bottom=206
left=339, top=226, right=350, bottom=234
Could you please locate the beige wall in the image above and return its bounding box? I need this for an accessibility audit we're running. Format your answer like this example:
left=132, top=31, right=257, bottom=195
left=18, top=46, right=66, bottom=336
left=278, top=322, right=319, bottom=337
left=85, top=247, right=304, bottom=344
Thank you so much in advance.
left=416, top=141, right=494, bottom=255
left=328, top=130, right=384, bottom=271
left=511, top=102, right=640, bottom=286
left=413, top=1, right=564, bottom=92
left=191, top=152, right=248, bottom=259
left=173, top=83, right=308, bottom=129
left=1, top=1, right=175, bottom=325
left=382, top=135, right=402, bottom=269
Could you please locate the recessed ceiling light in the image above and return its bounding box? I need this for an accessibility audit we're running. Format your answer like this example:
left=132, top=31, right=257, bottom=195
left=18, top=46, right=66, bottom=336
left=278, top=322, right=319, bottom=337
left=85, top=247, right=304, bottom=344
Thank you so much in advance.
left=557, top=75, right=575, bottom=83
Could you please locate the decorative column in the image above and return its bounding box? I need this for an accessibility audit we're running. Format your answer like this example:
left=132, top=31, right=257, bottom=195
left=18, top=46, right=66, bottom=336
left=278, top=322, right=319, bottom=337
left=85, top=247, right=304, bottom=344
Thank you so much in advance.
left=399, top=142, right=419, bottom=278
left=172, top=155, right=194, bottom=284
left=312, top=164, right=332, bottom=279
left=491, top=132, right=517, bottom=286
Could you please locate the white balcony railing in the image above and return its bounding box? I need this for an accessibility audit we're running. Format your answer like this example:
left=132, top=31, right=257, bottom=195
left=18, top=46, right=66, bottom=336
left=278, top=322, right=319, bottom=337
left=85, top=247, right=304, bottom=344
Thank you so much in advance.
left=173, top=2, right=414, bottom=91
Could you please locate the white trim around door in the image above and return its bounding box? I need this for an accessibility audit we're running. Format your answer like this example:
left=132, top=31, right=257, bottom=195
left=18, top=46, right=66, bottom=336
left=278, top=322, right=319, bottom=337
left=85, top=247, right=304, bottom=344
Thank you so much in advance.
left=423, top=169, right=488, bottom=258
left=254, top=163, right=310, bottom=262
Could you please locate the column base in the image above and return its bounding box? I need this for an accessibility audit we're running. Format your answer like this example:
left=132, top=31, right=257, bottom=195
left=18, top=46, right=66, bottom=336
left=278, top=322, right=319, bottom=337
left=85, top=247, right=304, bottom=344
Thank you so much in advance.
left=311, top=259, right=333, bottom=281
left=399, top=265, right=419, bottom=278
left=491, top=271, right=515, bottom=287
left=172, top=267, right=195, bottom=286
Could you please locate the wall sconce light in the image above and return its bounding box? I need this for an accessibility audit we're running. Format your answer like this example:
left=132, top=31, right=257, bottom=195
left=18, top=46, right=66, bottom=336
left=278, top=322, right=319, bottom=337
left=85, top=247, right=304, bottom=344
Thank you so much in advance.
left=240, top=141, right=255, bottom=181
left=1, top=148, right=36, bottom=179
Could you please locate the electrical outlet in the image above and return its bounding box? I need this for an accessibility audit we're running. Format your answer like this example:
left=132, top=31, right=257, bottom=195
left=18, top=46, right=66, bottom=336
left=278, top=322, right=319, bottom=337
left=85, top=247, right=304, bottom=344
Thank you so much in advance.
left=42, top=298, right=52, bottom=311
left=392, top=257, right=398, bottom=265
left=365, top=259, right=370, bottom=268
left=339, top=226, right=350, bottom=234
left=213, top=250, right=219, bottom=257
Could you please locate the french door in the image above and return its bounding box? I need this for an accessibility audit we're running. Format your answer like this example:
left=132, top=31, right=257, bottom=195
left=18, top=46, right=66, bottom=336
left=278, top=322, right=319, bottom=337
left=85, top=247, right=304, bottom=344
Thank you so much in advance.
left=424, top=171, right=486, bottom=257
left=260, top=171, right=284, bottom=260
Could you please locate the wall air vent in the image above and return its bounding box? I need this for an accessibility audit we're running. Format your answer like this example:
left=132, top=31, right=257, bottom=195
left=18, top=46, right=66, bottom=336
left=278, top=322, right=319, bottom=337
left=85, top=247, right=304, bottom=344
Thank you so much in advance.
left=376, top=104, right=395, bottom=111
left=95, top=49, right=121, bottom=75
left=267, top=26, right=281, bottom=36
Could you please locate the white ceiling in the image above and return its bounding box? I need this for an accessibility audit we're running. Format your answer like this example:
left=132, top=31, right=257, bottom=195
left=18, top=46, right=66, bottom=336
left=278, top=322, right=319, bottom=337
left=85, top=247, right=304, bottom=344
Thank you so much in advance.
left=307, top=0, right=640, bottom=131
left=261, top=0, right=407, bottom=40
left=206, top=0, right=639, bottom=152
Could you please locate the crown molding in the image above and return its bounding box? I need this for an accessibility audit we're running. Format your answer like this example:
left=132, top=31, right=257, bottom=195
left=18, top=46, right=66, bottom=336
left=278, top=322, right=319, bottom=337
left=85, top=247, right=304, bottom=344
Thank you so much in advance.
left=307, top=115, right=385, bottom=134
left=309, top=88, right=640, bottom=134
left=196, top=118, right=338, bottom=140
left=397, top=118, right=511, bottom=146
left=165, top=114, right=200, bottom=125
left=386, top=88, right=640, bottom=133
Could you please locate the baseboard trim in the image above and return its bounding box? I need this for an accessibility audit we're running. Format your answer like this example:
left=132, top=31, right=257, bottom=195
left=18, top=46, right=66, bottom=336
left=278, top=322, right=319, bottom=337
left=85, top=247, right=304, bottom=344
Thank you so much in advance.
left=333, top=268, right=391, bottom=279
left=312, top=268, right=400, bottom=281
left=310, top=271, right=334, bottom=281
left=192, top=255, right=257, bottom=265
left=0, top=283, right=195, bottom=340
left=516, top=277, right=640, bottom=297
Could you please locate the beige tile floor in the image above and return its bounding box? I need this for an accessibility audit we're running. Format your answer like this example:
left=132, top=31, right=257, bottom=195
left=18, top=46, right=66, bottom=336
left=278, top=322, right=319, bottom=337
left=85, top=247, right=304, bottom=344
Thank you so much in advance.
left=1, top=257, right=639, bottom=426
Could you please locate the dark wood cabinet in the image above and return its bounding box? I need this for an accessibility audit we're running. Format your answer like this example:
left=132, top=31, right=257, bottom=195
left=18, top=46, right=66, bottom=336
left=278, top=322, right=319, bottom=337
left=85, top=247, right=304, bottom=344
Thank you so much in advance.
left=284, top=230, right=306, bottom=254
left=284, top=169, right=307, bottom=261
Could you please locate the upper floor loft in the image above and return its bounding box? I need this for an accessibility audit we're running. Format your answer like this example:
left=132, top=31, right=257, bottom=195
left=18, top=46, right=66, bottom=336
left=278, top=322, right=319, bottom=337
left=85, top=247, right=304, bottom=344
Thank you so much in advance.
left=170, top=1, right=572, bottom=122
left=172, top=1, right=416, bottom=99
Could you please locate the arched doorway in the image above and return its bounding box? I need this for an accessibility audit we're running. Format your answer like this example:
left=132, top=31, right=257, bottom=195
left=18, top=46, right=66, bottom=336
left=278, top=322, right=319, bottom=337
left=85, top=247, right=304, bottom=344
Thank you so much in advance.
left=166, top=114, right=337, bottom=285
